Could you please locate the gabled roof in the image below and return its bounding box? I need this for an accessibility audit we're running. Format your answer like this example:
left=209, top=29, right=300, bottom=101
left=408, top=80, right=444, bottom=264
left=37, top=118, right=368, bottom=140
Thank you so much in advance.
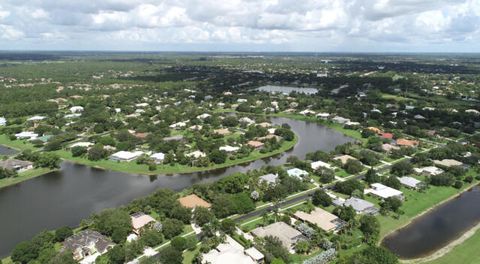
left=178, top=194, right=211, bottom=209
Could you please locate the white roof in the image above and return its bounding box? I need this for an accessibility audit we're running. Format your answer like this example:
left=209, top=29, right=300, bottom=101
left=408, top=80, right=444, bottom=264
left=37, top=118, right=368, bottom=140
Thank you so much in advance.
left=259, top=173, right=279, bottom=185
left=110, top=151, right=143, bottom=160
left=414, top=166, right=444, bottom=175
left=15, top=131, right=38, bottom=139
left=186, top=150, right=206, bottom=158
left=70, top=142, right=94, bottom=148
left=150, top=152, right=165, bottom=160
left=27, top=115, right=46, bottom=121
left=219, top=146, right=240, bottom=152
left=399, top=176, right=422, bottom=188
left=244, top=247, right=264, bottom=261
left=287, top=168, right=309, bottom=178
left=311, top=160, right=332, bottom=170
left=202, top=236, right=256, bottom=264
left=365, top=183, right=403, bottom=199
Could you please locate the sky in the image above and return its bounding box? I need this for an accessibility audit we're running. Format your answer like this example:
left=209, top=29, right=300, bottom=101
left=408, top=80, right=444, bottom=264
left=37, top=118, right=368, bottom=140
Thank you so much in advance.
left=0, top=0, right=479, bottom=52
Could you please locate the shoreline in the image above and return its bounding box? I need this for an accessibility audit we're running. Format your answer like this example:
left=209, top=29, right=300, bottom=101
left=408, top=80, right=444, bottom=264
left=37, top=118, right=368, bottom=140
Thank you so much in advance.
left=378, top=183, right=480, bottom=263
left=0, top=168, right=57, bottom=190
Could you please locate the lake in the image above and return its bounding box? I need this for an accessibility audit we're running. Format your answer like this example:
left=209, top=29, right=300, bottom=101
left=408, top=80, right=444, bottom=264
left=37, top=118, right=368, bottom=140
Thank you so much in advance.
left=382, top=186, right=480, bottom=259
left=0, top=117, right=354, bottom=256
left=256, top=85, right=318, bottom=95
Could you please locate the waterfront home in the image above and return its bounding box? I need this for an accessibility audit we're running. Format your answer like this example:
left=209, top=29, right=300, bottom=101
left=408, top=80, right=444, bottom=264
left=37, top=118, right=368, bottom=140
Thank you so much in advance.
left=333, top=155, right=357, bottom=165
left=294, top=207, right=344, bottom=233
left=131, top=212, right=156, bottom=235
left=333, top=197, right=378, bottom=215
left=365, top=183, right=404, bottom=200
left=414, top=166, right=444, bottom=176
left=259, top=173, right=279, bottom=185
left=150, top=152, right=165, bottom=164
left=69, top=142, right=94, bottom=149
left=63, top=230, right=115, bottom=264
left=247, top=140, right=264, bottom=149
left=201, top=235, right=264, bottom=264
left=186, top=150, right=206, bottom=159
left=311, top=160, right=333, bottom=170
left=219, top=145, right=240, bottom=153
left=0, top=117, right=6, bottom=126
left=332, top=116, right=350, bottom=124
left=433, top=159, right=463, bottom=168
left=0, top=159, right=34, bottom=172
left=15, top=131, right=39, bottom=140
left=287, top=168, right=309, bottom=180
left=316, top=112, right=330, bottom=119
left=109, top=151, right=144, bottom=162
left=251, top=222, right=304, bottom=253
left=178, top=194, right=211, bottom=209
left=300, top=109, right=316, bottom=116
left=398, top=176, right=423, bottom=189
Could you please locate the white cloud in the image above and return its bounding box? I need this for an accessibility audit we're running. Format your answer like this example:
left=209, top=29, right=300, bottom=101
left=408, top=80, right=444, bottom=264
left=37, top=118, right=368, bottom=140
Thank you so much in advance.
left=0, top=25, right=25, bottom=40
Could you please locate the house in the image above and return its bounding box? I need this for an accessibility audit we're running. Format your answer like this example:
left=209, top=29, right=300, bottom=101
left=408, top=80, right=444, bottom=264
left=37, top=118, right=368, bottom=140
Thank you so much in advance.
left=0, top=159, right=34, bottom=172
left=367, top=127, right=382, bottom=134
left=70, top=106, right=84, bottom=113
left=247, top=140, right=264, bottom=149
left=214, top=128, right=231, bottom=136
left=300, top=109, right=316, bottom=116
left=396, top=138, right=419, bottom=147
left=334, top=197, right=378, bottom=215
left=219, top=146, right=240, bottom=153
left=251, top=222, right=304, bottom=252
left=63, top=230, right=115, bottom=264
left=239, top=117, right=255, bottom=125
left=365, top=183, right=404, bottom=200
left=414, top=166, right=444, bottom=176
left=381, top=133, right=394, bottom=140
left=433, top=159, right=463, bottom=168
left=178, top=194, right=211, bottom=209
left=109, top=151, right=144, bottom=162
left=316, top=112, right=330, bottom=119
left=333, top=155, right=357, bottom=166
left=201, top=235, right=264, bottom=264
left=311, top=160, right=333, bottom=170
left=15, top=131, right=39, bottom=140
left=0, top=117, right=6, bottom=126
left=382, top=143, right=400, bottom=152
left=131, top=212, right=156, bottom=235
left=287, top=168, right=309, bottom=180
left=398, top=176, right=423, bottom=189
left=150, top=153, right=165, bottom=164
left=197, top=113, right=211, bottom=120
left=294, top=207, right=344, bottom=233
left=186, top=150, right=206, bottom=159
left=163, top=135, right=184, bottom=142
left=332, top=116, right=350, bottom=124
left=259, top=173, right=279, bottom=185
left=27, top=115, right=46, bottom=122
left=69, top=142, right=94, bottom=149
left=169, top=121, right=187, bottom=129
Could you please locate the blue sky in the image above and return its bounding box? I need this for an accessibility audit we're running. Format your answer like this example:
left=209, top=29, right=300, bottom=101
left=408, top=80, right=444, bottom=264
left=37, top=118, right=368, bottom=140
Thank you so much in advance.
left=0, top=0, right=479, bottom=52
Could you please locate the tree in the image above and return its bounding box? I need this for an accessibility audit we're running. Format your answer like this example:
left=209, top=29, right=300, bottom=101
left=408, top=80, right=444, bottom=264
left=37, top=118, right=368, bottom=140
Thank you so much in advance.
left=359, top=215, right=380, bottom=244
left=381, top=197, right=402, bottom=214
left=262, top=236, right=290, bottom=263
left=390, top=160, right=413, bottom=176
left=193, top=206, right=215, bottom=226
left=352, top=246, right=399, bottom=264
left=92, top=209, right=131, bottom=243
left=11, top=241, right=38, bottom=264
left=106, top=245, right=125, bottom=264
left=87, top=144, right=108, bottom=161
left=295, top=240, right=311, bottom=254
left=334, top=206, right=356, bottom=222
left=141, top=229, right=163, bottom=247
left=48, top=250, right=77, bottom=264
left=159, top=247, right=183, bottom=264
left=383, top=176, right=401, bottom=190
left=317, top=168, right=335, bottom=183
left=364, top=168, right=380, bottom=184
left=271, top=258, right=286, bottom=264
left=55, top=226, right=73, bottom=242
left=220, top=218, right=237, bottom=235
left=71, top=146, right=87, bottom=157
left=344, top=159, right=364, bottom=174
left=209, top=150, right=227, bottom=164
left=335, top=179, right=364, bottom=195
left=170, top=236, right=187, bottom=251
left=35, top=153, right=60, bottom=169
left=311, top=189, right=332, bottom=207
left=162, top=218, right=184, bottom=239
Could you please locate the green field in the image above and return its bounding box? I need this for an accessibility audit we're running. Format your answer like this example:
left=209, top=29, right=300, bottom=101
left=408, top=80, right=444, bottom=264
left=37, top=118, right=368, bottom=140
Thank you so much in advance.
left=0, top=168, right=54, bottom=189
left=0, top=134, right=36, bottom=151
left=425, top=228, right=480, bottom=264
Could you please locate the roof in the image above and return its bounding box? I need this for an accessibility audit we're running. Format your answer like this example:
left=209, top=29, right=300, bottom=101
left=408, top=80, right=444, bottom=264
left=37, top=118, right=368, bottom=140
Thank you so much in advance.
left=396, top=138, right=419, bottom=147
left=259, top=173, right=279, bottom=185
left=365, top=183, right=403, bottom=199
left=294, top=207, right=342, bottom=232
left=201, top=236, right=258, bottom=264
left=343, top=197, right=377, bottom=213
left=433, top=159, right=463, bottom=168
left=398, top=176, right=422, bottom=188
left=63, top=230, right=114, bottom=255
left=287, top=168, right=309, bottom=178
left=219, top=145, right=240, bottom=152
left=110, top=151, right=143, bottom=160
left=251, top=222, right=303, bottom=251
left=333, top=155, right=357, bottom=165
left=244, top=247, right=264, bottom=261
left=414, top=166, right=444, bottom=175
left=0, top=159, right=33, bottom=170
left=311, top=160, right=333, bottom=170
left=150, top=152, right=165, bottom=160
left=178, top=194, right=211, bottom=209
left=247, top=140, right=264, bottom=148
left=131, top=212, right=156, bottom=231
left=381, top=132, right=394, bottom=139
left=214, top=128, right=231, bottom=135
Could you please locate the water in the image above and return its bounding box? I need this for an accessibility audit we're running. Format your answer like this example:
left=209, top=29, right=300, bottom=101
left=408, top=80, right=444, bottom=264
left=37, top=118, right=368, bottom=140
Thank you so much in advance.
left=0, top=145, right=17, bottom=156
left=256, top=85, right=318, bottom=95
left=0, top=117, right=354, bottom=256
left=382, top=186, right=480, bottom=259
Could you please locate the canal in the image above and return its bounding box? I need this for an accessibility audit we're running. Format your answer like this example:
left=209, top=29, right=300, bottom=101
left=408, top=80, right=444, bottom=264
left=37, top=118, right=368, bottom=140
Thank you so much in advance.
left=382, top=186, right=480, bottom=259
left=0, top=117, right=354, bottom=256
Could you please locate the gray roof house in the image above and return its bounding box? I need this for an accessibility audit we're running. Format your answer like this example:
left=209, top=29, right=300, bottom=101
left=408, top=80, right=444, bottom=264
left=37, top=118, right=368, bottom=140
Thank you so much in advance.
left=259, top=173, right=279, bottom=185
left=334, top=197, right=378, bottom=215
left=63, top=230, right=115, bottom=263
left=251, top=222, right=304, bottom=252
left=0, top=159, right=33, bottom=172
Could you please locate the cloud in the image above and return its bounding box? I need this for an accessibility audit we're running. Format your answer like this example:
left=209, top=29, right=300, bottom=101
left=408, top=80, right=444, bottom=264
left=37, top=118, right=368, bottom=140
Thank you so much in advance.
left=0, top=0, right=479, bottom=51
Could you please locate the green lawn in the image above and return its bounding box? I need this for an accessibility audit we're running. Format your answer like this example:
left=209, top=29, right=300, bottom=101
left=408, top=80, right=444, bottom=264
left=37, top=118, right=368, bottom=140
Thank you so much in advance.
left=0, top=134, right=36, bottom=151
left=53, top=135, right=297, bottom=175
left=182, top=247, right=200, bottom=264
left=425, top=228, right=480, bottom=264
left=0, top=167, right=54, bottom=189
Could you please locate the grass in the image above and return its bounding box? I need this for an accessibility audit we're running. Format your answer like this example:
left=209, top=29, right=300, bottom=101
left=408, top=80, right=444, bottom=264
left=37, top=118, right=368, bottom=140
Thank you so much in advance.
left=424, top=228, right=480, bottom=264
left=53, top=135, right=298, bottom=175
left=0, top=135, right=36, bottom=151
left=0, top=167, right=55, bottom=189
left=182, top=246, right=200, bottom=264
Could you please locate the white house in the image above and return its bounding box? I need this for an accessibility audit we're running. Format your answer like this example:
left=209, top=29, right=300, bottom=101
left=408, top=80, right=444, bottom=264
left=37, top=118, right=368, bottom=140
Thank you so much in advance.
left=365, top=183, right=404, bottom=200
left=287, top=168, right=309, bottom=180
left=398, top=176, right=423, bottom=189
left=311, top=160, right=333, bottom=170
left=332, top=116, right=350, bottom=124
left=259, top=173, right=279, bottom=185
left=27, top=115, right=46, bottom=122
left=316, top=112, right=330, bottom=119
left=186, top=150, right=206, bottom=159
left=219, top=146, right=240, bottom=153
left=69, top=142, right=94, bottom=149
left=150, top=153, right=165, bottom=164
left=15, top=131, right=39, bottom=140
left=0, top=117, right=6, bottom=126
left=197, top=113, right=212, bottom=120
left=169, top=121, right=187, bottom=129
left=70, top=106, right=84, bottom=113
left=201, top=235, right=264, bottom=264
left=110, top=151, right=144, bottom=162
left=414, top=166, right=444, bottom=176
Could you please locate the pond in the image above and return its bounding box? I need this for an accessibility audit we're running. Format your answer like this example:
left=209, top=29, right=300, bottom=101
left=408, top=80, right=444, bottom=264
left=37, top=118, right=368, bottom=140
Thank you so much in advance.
left=0, top=117, right=354, bottom=256
left=0, top=145, right=18, bottom=156
left=256, top=85, right=318, bottom=95
left=382, top=186, right=480, bottom=259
